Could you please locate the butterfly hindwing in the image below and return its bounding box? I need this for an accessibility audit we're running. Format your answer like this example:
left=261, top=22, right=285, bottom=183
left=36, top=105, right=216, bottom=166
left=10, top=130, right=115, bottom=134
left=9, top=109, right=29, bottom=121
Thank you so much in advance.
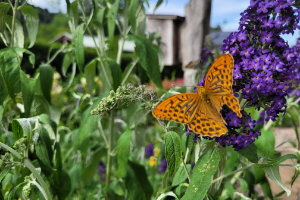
left=205, top=53, right=234, bottom=95
left=152, top=93, right=200, bottom=124
left=222, top=94, right=242, bottom=117
left=188, top=112, right=228, bottom=137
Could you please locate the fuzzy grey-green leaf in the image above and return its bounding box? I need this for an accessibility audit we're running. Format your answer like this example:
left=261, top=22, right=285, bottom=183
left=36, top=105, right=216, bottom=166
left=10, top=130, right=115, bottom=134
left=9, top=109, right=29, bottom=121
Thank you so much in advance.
left=164, top=131, right=182, bottom=176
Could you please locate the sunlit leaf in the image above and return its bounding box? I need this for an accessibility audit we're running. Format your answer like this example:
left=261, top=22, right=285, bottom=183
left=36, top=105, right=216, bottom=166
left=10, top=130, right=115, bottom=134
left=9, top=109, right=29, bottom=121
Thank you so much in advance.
left=72, top=23, right=85, bottom=72
left=20, top=5, right=39, bottom=48
left=182, top=145, right=222, bottom=200
left=264, top=166, right=291, bottom=196
left=172, top=164, right=191, bottom=186
left=0, top=48, right=20, bottom=104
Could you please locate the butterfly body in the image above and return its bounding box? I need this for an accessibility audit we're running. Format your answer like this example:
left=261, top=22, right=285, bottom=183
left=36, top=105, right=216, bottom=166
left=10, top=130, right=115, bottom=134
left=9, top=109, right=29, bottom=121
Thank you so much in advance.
left=152, top=54, right=242, bottom=137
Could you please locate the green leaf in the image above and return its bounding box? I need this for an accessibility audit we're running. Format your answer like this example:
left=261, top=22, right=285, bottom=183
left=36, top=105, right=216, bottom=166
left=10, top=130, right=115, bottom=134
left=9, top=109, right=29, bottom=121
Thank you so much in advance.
left=66, top=0, right=79, bottom=32
left=20, top=5, right=39, bottom=48
left=182, top=146, right=222, bottom=200
left=20, top=71, right=36, bottom=116
left=264, top=166, right=291, bottom=196
left=117, top=129, right=132, bottom=178
left=135, top=5, right=146, bottom=35
left=255, top=129, right=275, bottom=158
left=0, top=2, right=9, bottom=31
left=12, top=117, right=36, bottom=140
left=153, top=0, right=164, bottom=13
left=157, top=191, right=179, bottom=200
left=164, top=131, right=182, bottom=176
left=172, top=164, right=191, bottom=186
left=94, top=7, right=106, bottom=25
left=258, top=154, right=298, bottom=168
left=125, top=161, right=153, bottom=200
left=128, top=0, right=139, bottom=31
left=62, top=53, right=72, bottom=77
left=35, top=125, right=54, bottom=169
left=81, top=148, right=105, bottom=184
left=72, top=23, right=85, bottom=72
left=39, top=64, right=53, bottom=103
left=0, top=48, right=20, bottom=104
left=107, top=0, right=120, bottom=41
left=238, top=143, right=258, bottom=163
left=129, top=35, right=162, bottom=88
left=13, top=19, right=24, bottom=48
left=107, top=58, right=122, bottom=90
left=0, top=168, right=9, bottom=182
left=84, top=58, right=97, bottom=95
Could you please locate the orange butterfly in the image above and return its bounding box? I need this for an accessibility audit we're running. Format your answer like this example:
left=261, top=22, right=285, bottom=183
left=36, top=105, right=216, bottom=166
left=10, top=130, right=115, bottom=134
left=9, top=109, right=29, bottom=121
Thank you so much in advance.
left=152, top=54, right=242, bottom=137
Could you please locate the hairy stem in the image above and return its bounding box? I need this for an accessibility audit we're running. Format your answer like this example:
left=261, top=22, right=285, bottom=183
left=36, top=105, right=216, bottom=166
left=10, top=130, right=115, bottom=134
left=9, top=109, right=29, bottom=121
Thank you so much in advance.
left=105, top=110, right=115, bottom=196
left=10, top=0, right=19, bottom=47
left=212, top=163, right=255, bottom=184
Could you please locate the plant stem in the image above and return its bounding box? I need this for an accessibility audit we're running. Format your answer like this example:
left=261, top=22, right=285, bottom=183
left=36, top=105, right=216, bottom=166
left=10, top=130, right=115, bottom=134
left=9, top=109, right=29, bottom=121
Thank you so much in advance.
left=116, top=36, right=125, bottom=65
left=182, top=159, right=191, bottom=182
left=211, top=163, right=255, bottom=184
left=10, top=0, right=19, bottom=47
left=105, top=110, right=115, bottom=196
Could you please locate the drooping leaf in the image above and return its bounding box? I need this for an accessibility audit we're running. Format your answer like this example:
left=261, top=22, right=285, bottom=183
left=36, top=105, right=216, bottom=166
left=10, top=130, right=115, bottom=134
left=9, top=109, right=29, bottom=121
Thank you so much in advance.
left=182, top=145, right=222, bottom=200
left=153, top=0, right=163, bottom=13
left=264, top=166, right=291, bottom=196
left=20, top=71, right=37, bottom=116
left=129, top=35, right=162, bottom=88
left=12, top=117, right=36, bottom=140
left=35, top=125, right=54, bottom=169
left=39, top=64, right=53, bottom=103
left=72, top=23, right=85, bottom=72
left=62, top=53, right=73, bottom=77
left=164, top=131, right=182, bottom=176
left=117, top=129, right=132, bottom=178
left=84, top=58, right=97, bottom=95
left=0, top=48, right=20, bottom=104
left=13, top=19, right=24, bottom=48
left=20, top=5, right=39, bottom=48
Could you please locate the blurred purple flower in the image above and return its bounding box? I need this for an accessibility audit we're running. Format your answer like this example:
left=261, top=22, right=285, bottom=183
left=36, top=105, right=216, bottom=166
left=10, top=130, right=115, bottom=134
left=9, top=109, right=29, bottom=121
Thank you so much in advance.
left=98, top=160, right=106, bottom=181
left=145, top=143, right=154, bottom=158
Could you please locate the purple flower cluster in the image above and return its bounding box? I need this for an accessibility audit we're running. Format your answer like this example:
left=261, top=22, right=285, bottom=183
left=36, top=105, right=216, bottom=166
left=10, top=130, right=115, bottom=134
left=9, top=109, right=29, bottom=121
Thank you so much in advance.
left=145, top=143, right=154, bottom=158
left=193, top=0, right=299, bottom=150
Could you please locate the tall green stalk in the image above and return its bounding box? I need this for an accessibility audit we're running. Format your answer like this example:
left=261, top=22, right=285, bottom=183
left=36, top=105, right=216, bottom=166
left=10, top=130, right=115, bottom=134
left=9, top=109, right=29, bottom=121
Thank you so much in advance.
left=105, top=110, right=115, bottom=196
left=10, top=0, right=19, bottom=47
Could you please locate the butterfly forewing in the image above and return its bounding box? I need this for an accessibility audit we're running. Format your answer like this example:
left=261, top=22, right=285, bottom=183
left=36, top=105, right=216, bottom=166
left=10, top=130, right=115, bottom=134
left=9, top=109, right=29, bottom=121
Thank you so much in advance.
left=205, top=53, right=234, bottom=95
left=152, top=93, right=200, bottom=124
